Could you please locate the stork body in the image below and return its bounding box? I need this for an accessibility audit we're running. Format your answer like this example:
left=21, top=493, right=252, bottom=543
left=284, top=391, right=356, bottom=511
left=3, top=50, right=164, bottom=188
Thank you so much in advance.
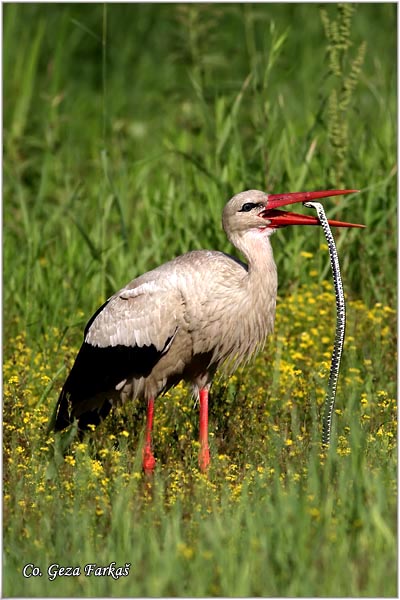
left=53, top=189, right=362, bottom=472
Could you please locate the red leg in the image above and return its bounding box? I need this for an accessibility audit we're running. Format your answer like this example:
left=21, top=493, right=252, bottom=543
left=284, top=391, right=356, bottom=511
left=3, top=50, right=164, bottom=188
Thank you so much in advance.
left=142, top=398, right=156, bottom=475
left=198, top=388, right=210, bottom=472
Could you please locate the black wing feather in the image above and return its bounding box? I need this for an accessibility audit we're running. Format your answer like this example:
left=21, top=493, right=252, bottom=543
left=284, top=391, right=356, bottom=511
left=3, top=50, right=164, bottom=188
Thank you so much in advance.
left=54, top=340, right=170, bottom=431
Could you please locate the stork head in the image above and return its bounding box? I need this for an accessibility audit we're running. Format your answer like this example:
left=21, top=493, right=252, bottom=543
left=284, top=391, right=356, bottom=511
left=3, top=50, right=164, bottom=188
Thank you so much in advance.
left=222, top=189, right=364, bottom=240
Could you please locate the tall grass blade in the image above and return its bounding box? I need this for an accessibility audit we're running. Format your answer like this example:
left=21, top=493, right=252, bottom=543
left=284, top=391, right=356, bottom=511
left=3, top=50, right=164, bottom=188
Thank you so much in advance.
left=10, top=20, right=45, bottom=140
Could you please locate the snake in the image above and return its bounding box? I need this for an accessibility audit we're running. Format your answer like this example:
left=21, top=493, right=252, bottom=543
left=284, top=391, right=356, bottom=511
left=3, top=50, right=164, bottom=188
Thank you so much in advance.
left=303, top=201, right=346, bottom=446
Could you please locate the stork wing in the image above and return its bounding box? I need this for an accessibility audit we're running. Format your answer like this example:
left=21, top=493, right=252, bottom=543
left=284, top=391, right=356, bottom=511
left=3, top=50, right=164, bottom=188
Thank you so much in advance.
left=53, top=283, right=183, bottom=431
left=85, top=281, right=181, bottom=351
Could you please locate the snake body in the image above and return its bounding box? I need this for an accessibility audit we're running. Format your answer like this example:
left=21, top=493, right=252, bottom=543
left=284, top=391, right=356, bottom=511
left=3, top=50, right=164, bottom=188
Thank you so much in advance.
left=303, top=201, right=346, bottom=446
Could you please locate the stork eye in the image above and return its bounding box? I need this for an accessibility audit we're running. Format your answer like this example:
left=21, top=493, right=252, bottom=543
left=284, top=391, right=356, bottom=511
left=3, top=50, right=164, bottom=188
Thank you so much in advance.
left=240, top=202, right=257, bottom=212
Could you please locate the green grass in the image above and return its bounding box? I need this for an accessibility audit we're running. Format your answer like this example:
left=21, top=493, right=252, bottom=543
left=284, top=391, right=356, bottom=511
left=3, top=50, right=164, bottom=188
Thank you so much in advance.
left=3, top=3, right=397, bottom=597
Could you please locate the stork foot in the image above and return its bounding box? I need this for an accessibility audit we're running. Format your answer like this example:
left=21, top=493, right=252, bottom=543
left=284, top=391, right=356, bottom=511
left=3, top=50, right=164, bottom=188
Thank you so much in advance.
left=143, top=444, right=156, bottom=476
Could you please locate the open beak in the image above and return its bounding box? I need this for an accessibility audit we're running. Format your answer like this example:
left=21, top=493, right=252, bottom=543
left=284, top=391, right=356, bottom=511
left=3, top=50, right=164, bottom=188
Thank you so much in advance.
left=262, top=189, right=365, bottom=228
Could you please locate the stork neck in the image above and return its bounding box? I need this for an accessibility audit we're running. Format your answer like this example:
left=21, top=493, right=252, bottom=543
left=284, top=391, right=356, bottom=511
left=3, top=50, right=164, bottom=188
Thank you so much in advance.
left=232, top=230, right=276, bottom=276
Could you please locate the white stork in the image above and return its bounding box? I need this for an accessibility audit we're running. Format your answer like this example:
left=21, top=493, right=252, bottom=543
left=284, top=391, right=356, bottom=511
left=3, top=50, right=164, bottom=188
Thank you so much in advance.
left=53, top=189, right=362, bottom=473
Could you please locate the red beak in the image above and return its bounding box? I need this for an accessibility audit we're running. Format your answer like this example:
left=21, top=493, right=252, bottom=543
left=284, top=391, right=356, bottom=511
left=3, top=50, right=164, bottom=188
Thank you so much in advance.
left=263, top=189, right=365, bottom=228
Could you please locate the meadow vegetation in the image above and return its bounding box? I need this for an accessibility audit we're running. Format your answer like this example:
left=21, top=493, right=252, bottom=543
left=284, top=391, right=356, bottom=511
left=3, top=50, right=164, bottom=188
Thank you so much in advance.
left=3, top=4, right=396, bottom=596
